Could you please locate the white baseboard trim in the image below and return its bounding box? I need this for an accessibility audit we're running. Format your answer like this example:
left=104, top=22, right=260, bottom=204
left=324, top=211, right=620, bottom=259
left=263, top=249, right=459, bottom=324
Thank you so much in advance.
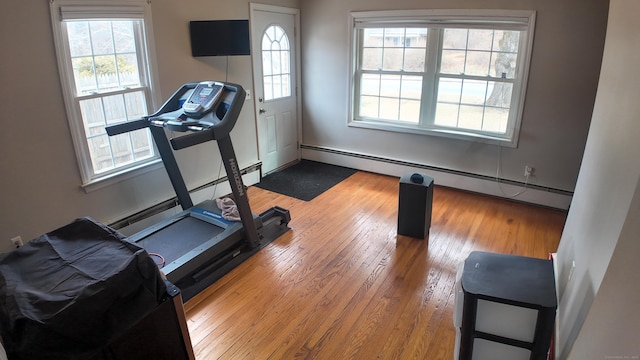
left=301, top=145, right=572, bottom=210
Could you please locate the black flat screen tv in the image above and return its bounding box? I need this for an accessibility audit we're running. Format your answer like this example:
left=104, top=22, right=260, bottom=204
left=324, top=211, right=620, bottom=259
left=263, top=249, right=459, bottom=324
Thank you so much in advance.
left=189, top=20, right=251, bottom=57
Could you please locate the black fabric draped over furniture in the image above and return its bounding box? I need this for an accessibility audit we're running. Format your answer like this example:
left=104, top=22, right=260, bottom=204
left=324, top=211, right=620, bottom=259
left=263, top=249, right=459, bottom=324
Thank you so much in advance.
left=0, top=218, right=166, bottom=360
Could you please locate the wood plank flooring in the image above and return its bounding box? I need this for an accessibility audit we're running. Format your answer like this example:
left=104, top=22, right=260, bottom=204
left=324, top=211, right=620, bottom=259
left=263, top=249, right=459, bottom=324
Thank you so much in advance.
left=184, top=170, right=566, bottom=359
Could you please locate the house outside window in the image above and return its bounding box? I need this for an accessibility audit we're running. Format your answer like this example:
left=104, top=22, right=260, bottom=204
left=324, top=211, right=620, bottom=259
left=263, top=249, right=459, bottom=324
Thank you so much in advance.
left=350, top=10, right=536, bottom=146
left=50, top=0, right=161, bottom=188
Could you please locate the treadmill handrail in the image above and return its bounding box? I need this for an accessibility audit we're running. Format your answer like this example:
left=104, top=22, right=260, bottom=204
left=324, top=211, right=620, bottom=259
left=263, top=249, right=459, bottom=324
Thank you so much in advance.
left=150, top=82, right=199, bottom=118
left=105, top=118, right=149, bottom=136
left=105, top=83, right=199, bottom=136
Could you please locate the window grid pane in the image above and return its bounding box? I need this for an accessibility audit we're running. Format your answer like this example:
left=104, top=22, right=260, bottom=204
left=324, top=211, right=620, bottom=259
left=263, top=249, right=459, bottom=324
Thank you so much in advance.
left=357, top=27, right=427, bottom=122
left=359, top=74, right=423, bottom=122
left=68, top=20, right=142, bottom=96
left=441, top=28, right=519, bottom=80
left=262, top=25, right=291, bottom=101
left=435, top=76, right=514, bottom=134
left=78, top=88, right=153, bottom=174
left=433, top=27, right=520, bottom=135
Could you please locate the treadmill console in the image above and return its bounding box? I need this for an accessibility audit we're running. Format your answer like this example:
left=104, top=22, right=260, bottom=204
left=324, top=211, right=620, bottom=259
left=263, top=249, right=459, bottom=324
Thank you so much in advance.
left=140, top=80, right=245, bottom=139
left=157, top=81, right=227, bottom=132
left=182, top=81, right=225, bottom=116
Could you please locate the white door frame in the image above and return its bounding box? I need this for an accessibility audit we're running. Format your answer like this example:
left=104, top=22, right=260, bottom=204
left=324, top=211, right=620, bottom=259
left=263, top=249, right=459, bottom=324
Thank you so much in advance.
left=249, top=3, right=302, bottom=174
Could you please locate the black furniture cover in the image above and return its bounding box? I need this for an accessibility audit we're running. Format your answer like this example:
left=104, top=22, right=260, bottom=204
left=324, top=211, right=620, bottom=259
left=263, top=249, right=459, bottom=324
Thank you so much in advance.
left=0, top=217, right=166, bottom=360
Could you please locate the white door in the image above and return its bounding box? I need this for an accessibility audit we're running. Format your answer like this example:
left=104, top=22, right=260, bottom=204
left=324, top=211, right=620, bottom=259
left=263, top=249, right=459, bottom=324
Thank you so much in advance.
left=250, top=4, right=300, bottom=175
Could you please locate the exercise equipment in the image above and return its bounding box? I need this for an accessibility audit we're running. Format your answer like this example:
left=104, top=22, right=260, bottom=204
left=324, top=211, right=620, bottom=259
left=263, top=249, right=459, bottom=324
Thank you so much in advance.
left=106, top=81, right=290, bottom=300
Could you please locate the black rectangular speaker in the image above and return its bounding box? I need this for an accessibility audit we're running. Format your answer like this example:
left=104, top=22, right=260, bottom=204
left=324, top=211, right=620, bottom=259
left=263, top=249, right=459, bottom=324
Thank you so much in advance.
left=397, top=173, right=434, bottom=239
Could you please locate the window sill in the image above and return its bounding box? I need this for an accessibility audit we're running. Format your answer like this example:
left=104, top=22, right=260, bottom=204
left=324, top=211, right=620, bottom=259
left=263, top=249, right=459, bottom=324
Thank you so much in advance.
left=348, top=119, right=518, bottom=148
left=81, top=159, right=164, bottom=193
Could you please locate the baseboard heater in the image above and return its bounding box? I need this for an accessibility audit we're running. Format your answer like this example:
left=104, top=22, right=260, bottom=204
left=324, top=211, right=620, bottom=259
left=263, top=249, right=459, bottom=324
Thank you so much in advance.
left=301, top=144, right=573, bottom=209
left=109, top=162, right=262, bottom=230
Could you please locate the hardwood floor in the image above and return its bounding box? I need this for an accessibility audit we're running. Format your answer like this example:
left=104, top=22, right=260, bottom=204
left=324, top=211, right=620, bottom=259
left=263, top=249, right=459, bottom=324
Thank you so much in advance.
left=184, top=171, right=566, bottom=359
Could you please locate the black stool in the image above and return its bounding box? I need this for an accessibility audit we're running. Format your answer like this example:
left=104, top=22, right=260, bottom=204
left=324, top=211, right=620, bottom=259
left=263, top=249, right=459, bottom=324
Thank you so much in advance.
left=456, top=251, right=557, bottom=360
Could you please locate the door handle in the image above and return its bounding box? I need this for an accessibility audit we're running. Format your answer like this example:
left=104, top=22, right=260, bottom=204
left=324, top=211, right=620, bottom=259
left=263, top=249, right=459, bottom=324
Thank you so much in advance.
left=259, top=108, right=266, bottom=114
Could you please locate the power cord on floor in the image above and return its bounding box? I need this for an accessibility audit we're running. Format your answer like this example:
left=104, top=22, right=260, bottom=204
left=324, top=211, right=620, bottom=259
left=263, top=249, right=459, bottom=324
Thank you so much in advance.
left=210, top=56, right=228, bottom=201
left=149, top=252, right=165, bottom=268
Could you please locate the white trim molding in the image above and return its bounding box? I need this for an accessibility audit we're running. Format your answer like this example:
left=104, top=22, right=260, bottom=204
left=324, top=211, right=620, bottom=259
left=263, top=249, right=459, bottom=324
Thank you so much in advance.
left=301, top=144, right=572, bottom=210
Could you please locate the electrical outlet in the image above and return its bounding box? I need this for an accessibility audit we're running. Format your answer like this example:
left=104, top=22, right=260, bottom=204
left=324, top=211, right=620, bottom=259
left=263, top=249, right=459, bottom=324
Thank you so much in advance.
left=10, top=236, right=23, bottom=248
left=524, top=165, right=534, bottom=177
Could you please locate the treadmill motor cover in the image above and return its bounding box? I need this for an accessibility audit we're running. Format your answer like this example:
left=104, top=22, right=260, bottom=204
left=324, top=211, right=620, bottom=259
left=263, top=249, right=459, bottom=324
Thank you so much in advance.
left=0, top=217, right=167, bottom=359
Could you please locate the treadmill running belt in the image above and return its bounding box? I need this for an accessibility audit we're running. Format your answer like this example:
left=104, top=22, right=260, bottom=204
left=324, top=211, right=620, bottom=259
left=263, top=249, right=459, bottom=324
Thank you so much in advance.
left=136, top=216, right=226, bottom=265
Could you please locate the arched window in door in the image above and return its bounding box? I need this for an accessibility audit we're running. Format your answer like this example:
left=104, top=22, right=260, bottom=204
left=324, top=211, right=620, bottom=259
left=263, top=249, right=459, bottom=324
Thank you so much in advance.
left=262, top=25, right=291, bottom=101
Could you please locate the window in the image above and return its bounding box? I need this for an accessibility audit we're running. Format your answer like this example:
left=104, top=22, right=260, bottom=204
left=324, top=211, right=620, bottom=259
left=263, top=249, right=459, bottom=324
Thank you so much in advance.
left=50, top=0, right=160, bottom=186
left=350, top=10, right=535, bottom=146
left=262, top=25, right=291, bottom=101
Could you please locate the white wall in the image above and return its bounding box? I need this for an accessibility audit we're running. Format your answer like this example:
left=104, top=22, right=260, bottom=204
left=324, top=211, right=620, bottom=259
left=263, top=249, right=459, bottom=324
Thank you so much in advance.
left=298, top=0, right=608, bottom=197
left=0, top=0, right=299, bottom=253
left=556, top=0, right=640, bottom=358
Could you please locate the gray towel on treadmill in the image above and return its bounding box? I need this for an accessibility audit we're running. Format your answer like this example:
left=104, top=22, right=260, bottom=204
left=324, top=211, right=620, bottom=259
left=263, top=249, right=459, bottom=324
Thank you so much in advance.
left=216, top=197, right=241, bottom=222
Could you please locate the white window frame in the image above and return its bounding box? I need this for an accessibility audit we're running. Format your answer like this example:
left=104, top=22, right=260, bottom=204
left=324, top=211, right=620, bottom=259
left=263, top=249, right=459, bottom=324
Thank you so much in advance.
left=50, top=0, right=162, bottom=190
left=348, top=9, right=536, bottom=147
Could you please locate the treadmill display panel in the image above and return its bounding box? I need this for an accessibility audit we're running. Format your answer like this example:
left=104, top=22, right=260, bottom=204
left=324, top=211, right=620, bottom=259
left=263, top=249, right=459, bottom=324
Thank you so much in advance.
left=182, top=81, right=224, bottom=116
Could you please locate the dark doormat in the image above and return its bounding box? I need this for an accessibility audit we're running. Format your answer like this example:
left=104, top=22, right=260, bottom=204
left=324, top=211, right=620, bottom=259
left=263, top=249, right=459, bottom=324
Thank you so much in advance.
left=254, top=160, right=358, bottom=201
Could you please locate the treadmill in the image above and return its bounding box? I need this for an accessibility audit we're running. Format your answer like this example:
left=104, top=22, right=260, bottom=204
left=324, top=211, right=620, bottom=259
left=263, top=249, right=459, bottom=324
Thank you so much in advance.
left=106, top=81, right=290, bottom=300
